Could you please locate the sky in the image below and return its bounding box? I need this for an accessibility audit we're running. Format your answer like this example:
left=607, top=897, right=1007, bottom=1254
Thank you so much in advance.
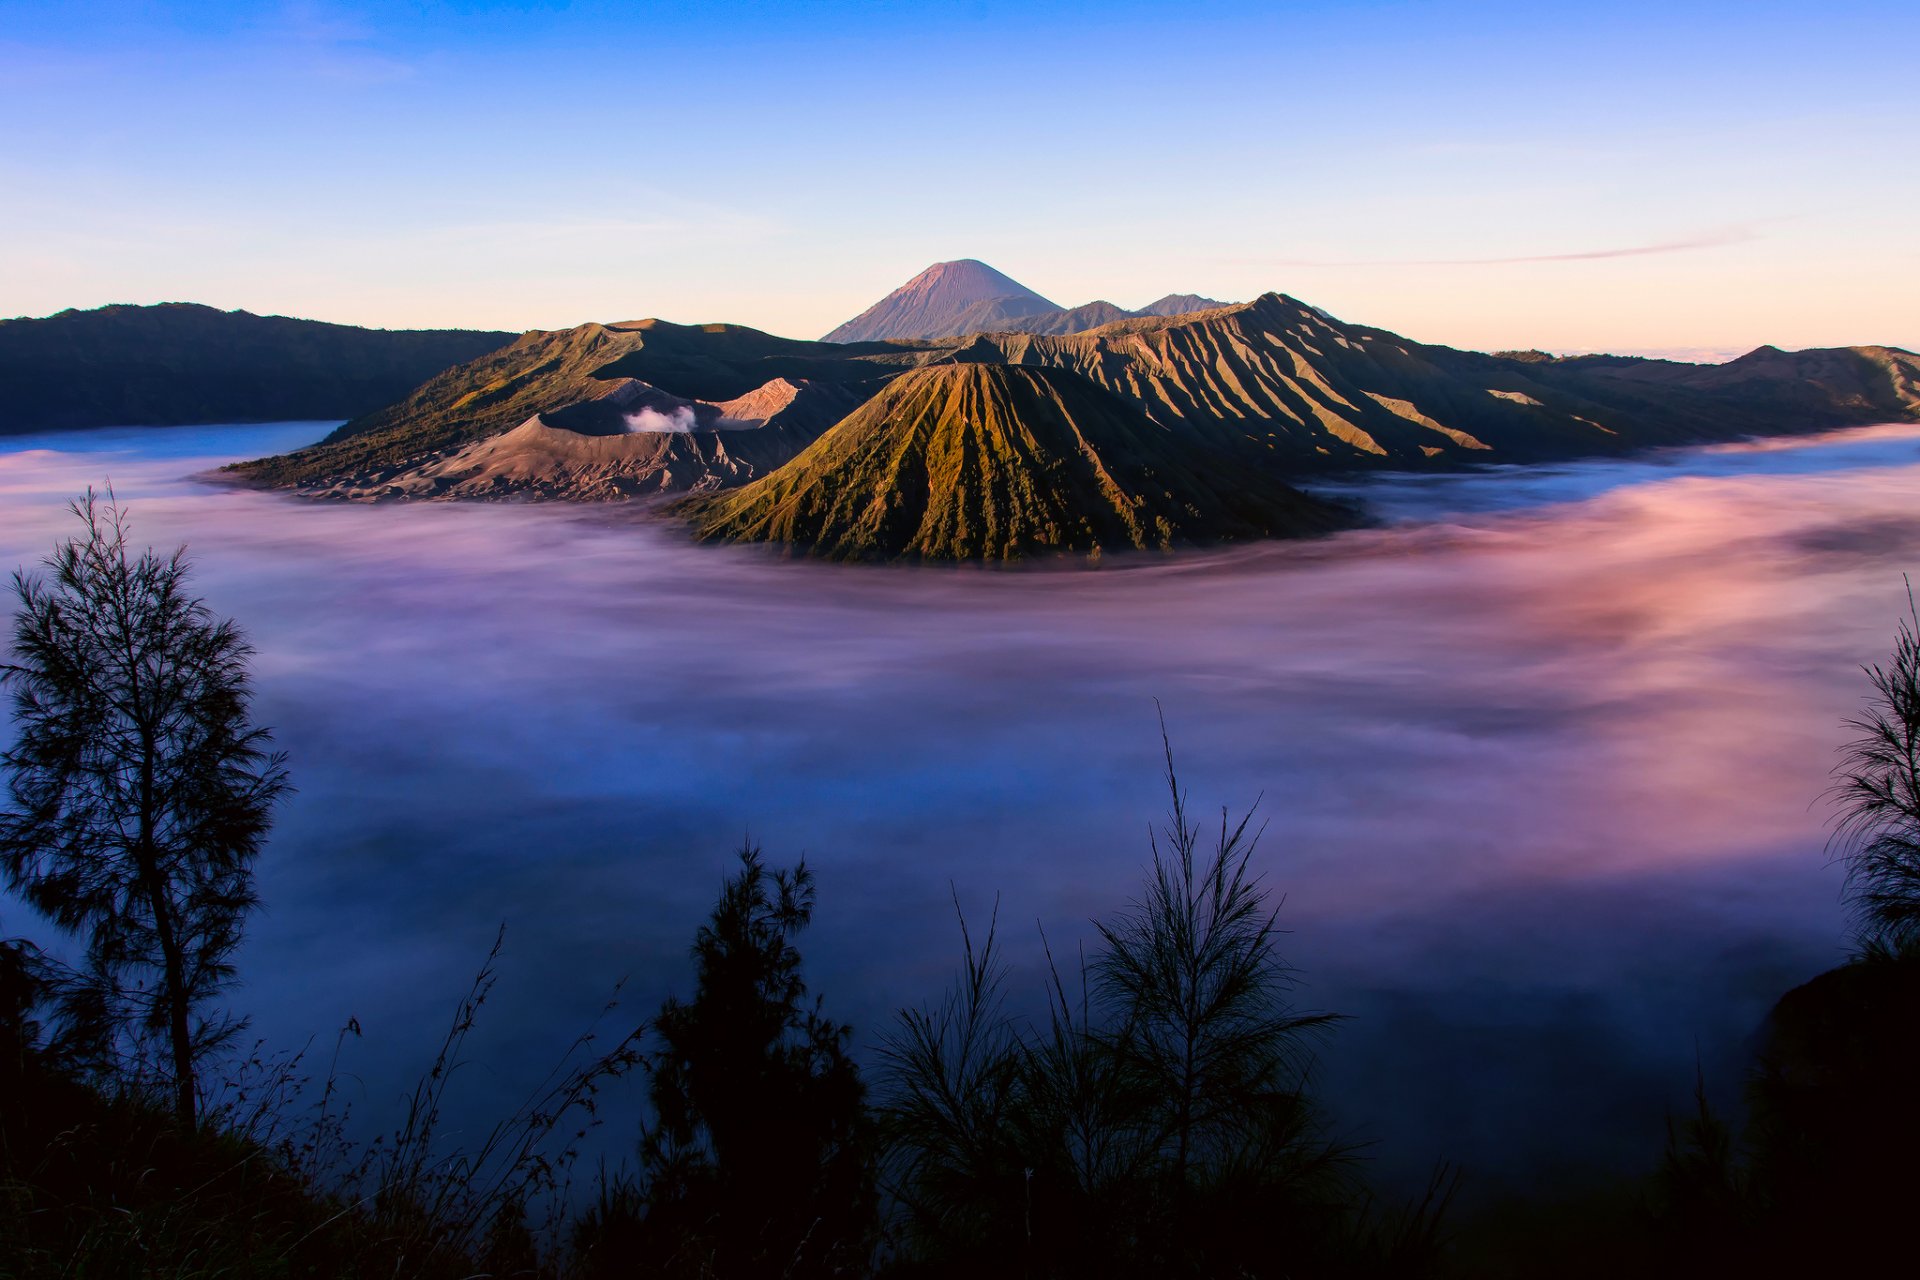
left=1, top=0, right=1915, bottom=356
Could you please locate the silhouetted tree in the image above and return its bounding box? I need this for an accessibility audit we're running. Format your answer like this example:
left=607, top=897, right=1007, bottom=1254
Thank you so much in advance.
left=1731, top=947, right=1920, bottom=1275
left=881, top=728, right=1358, bottom=1278
left=1623, top=586, right=1920, bottom=1276
left=0, top=489, right=289, bottom=1127
left=1090, top=729, right=1346, bottom=1272
left=1830, top=579, right=1920, bottom=952
left=634, top=844, right=874, bottom=1277
left=876, top=898, right=1038, bottom=1267
left=0, top=924, right=48, bottom=1089
left=1013, top=937, right=1161, bottom=1278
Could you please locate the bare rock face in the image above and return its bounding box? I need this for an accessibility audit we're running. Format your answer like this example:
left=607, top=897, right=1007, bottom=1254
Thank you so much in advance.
left=292, top=377, right=865, bottom=501
left=707, top=376, right=808, bottom=426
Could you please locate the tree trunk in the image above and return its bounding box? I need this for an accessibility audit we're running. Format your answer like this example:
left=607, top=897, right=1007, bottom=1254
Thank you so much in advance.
left=160, top=924, right=197, bottom=1129
left=132, top=841, right=197, bottom=1128
left=136, top=739, right=196, bottom=1130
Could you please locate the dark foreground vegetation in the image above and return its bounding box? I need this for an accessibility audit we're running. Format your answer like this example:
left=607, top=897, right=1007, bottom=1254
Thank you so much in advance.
left=4, top=495, right=1920, bottom=1276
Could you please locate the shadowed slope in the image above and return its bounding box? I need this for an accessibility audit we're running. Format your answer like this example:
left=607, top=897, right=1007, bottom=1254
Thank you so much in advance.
left=0, top=303, right=513, bottom=434
left=1558, top=343, right=1920, bottom=422
left=680, top=364, right=1353, bottom=561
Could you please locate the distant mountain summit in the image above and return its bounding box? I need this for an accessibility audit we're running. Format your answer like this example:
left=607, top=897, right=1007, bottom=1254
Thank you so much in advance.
left=1137, top=294, right=1230, bottom=317
left=822, top=260, right=1231, bottom=342
left=822, top=260, right=1059, bottom=343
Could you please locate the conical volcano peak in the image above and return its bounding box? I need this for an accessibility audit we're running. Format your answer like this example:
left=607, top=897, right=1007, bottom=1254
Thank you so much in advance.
left=894, top=259, right=1056, bottom=308
left=823, top=259, right=1241, bottom=343
left=822, top=259, right=1060, bottom=343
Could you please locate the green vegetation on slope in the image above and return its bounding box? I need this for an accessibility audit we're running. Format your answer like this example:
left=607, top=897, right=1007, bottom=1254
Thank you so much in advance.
left=679, top=363, right=1354, bottom=561
left=0, top=302, right=514, bottom=434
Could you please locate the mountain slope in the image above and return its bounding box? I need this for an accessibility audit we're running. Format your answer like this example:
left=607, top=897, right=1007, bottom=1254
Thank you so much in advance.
left=952, top=295, right=1920, bottom=468
left=0, top=303, right=514, bottom=433
left=678, top=364, right=1353, bottom=561
left=234, top=293, right=1920, bottom=512
left=1554, top=343, right=1920, bottom=422
left=1015, top=300, right=1137, bottom=335
left=822, top=260, right=1059, bottom=343
left=230, top=318, right=915, bottom=489
left=290, top=377, right=864, bottom=501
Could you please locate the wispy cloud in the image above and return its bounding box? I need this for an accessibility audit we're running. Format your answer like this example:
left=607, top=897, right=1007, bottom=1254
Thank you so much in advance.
left=276, top=0, right=378, bottom=45
left=1255, top=227, right=1758, bottom=268
left=266, top=1, right=414, bottom=83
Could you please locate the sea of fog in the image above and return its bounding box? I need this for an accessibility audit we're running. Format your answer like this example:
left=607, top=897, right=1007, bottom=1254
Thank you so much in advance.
left=6, top=419, right=1920, bottom=1205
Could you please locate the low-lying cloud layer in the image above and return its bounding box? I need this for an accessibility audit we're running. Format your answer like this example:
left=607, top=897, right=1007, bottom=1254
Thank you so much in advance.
left=5, top=419, right=1919, bottom=1200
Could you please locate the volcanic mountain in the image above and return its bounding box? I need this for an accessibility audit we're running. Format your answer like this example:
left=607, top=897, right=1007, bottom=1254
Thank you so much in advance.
left=0, top=303, right=513, bottom=434
left=230, top=287, right=1920, bottom=560
left=821, top=259, right=1231, bottom=342
left=915, top=296, right=1920, bottom=466
left=232, top=318, right=913, bottom=494
left=237, top=295, right=1920, bottom=490
left=823, top=260, right=1061, bottom=343
left=678, top=364, right=1351, bottom=561
left=302, top=376, right=866, bottom=501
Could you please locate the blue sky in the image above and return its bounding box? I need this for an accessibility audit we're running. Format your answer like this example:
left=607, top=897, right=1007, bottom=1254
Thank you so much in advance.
left=2, top=1, right=1914, bottom=354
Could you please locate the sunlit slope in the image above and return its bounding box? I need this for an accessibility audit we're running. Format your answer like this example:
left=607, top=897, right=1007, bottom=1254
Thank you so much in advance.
left=680, top=364, right=1352, bottom=561
left=933, top=295, right=1920, bottom=468
left=956, top=296, right=1786, bottom=466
